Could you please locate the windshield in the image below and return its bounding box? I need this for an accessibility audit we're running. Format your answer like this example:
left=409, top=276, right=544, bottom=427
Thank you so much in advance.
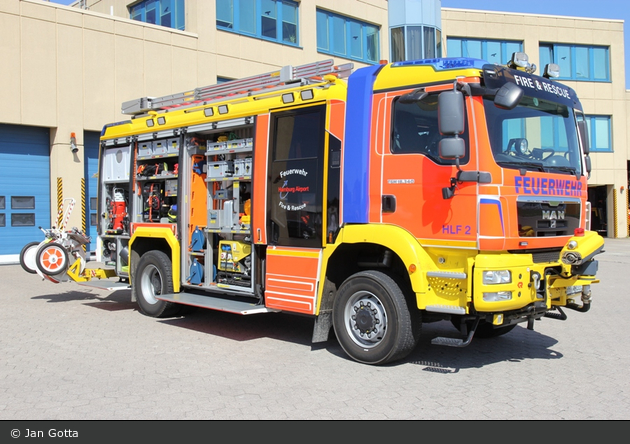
left=484, top=95, right=582, bottom=176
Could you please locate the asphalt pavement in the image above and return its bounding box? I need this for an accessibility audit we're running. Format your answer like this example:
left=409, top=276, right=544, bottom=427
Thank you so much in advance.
left=1, top=238, right=629, bottom=421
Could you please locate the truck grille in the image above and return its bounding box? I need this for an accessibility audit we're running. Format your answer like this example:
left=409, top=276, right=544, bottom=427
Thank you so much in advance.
left=517, top=199, right=580, bottom=237
left=508, top=248, right=561, bottom=263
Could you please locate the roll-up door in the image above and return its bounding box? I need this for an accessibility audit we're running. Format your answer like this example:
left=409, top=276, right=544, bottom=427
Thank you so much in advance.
left=0, top=124, right=51, bottom=257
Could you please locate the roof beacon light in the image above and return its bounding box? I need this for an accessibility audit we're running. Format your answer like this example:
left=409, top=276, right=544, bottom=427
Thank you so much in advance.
left=508, top=52, right=537, bottom=74
left=543, top=63, right=561, bottom=79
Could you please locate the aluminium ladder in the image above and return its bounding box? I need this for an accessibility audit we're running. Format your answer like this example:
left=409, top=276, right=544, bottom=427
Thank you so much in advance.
left=122, top=59, right=354, bottom=116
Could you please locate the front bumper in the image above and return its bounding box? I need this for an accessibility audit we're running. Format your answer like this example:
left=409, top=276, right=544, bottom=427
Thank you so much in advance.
left=472, top=231, right=604, bottom=315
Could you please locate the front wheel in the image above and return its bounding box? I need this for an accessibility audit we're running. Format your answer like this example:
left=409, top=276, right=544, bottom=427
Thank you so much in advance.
left=333, top=270, right=420, bottom=365
left=133, top=250, right=181, bottom=318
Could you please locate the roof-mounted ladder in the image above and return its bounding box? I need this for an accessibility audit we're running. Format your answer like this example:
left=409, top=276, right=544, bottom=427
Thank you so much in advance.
left=121, top=59, right=354, bottom=116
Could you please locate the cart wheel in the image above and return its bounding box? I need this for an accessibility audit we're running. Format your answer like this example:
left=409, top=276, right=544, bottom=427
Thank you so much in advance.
left=19, top=241, right=42, bottom=274
left=36, top=242, right=69, bottom=276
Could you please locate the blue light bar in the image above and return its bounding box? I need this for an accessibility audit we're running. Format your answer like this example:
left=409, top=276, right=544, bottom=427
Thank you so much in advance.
left=391, top=57, right=488, bottom=71
left=100, top=120, right=132, bottom=136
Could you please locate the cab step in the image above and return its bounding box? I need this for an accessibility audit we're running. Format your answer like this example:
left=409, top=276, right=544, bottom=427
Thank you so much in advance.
left=431, top=317, right=479, bottom=348
left=157, top=292, right=278, bottom=315
left=431, top=336, right=470, bottom=347
left=544, top=306, right=567, bottom=321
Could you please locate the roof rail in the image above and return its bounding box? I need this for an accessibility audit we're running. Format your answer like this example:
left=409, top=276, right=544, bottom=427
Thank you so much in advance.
left=121, top=59, right=354, bottom=116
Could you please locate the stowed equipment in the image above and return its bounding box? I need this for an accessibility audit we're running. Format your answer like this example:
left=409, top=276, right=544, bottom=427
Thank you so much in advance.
left=19, top=198, right=117, bottom=283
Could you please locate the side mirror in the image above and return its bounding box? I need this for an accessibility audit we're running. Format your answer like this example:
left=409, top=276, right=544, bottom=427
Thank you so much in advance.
left=494, top=82, right=523, bottom=110
left=578, top=120, right=590, bottom=154
left=584, top=155, right=592, bottom=175
left=439, top=137, right=465, bottom=160
left=438, top=90, right=465, bottom=135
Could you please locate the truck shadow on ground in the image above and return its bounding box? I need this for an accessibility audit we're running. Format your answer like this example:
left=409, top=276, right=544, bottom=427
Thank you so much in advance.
left=161, top=309, right=563, bottom=370
left=31, top=288, right=563, bottom=369
left=323, top=322, right=563, bottom=370
left=33, top=288, right=135, bottom=311
left=159, top=309, right=316, bottom=346
left=400, top=321, right=563, bottom=372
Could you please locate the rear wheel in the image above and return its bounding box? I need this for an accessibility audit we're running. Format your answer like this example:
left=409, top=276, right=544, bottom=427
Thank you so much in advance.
left=36, top=242, right=69, bottom=276
left=333, top=270, right=420, bottom=365
left=134, top=250, right=181, bottom=318
left=20, top=241, right=41, bottom=274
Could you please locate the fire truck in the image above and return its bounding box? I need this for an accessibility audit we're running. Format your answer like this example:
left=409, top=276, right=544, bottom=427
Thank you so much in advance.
left=23, top=54, right=604, bottom=365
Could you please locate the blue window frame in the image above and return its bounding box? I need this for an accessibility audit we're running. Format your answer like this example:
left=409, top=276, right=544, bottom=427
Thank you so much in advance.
left=585, top=115, right=612, bottom=152
left=316, top=9, right=380, bottom=64
left=539, top=43, right=610, bottom=82
left=216, top=0, right=299, bottom=46
left=130, top=0, right=185, bottom=30
left=538, top=116, right=570, bottom=153
left=390, top=25, right=442, bottom=62
left=447, top=37, right=522, bottom=65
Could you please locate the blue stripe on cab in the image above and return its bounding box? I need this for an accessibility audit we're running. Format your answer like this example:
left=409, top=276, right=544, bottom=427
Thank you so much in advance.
left=342, top=64, right=383, bottom=224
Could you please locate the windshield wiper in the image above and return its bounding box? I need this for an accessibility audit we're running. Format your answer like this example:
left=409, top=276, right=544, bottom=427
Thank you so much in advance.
left=496, top=160, right=545, bottom=172
left=545, top=165, right=578, bottom=176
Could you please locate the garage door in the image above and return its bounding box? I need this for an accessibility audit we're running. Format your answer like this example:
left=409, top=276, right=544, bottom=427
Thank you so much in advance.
left=0, top=124, right=51, bottom=257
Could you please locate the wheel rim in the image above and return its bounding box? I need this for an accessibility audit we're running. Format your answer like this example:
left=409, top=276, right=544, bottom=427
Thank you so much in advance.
left=39, top=245, right=67, bottom=273
left=343, top=290, right=388, bottom=348
left=140, top=264, right=162, bottom=305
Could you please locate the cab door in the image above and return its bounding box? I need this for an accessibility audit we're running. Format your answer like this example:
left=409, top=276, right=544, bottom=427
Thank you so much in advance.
left=264, top=104, right=327, bottom=314
left=379, top=91, right=478, bottom=244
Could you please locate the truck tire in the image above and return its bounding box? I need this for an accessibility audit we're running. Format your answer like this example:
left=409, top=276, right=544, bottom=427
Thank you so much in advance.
left=20, top=241, right=41, bottom=274
left=332, top=270, right=420, bottom=365
left=134, top=250, right=181, bottom=318
left=36, top=242, right=69, bottom=276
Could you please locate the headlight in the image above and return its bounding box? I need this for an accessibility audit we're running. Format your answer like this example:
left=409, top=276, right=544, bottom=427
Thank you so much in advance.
left=483, top=291, right=512, bottom=302
left=482, top=270, right=512, bottom=284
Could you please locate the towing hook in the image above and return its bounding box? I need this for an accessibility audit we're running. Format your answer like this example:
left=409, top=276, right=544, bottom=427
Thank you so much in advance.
left=530, top=271, right=541, bottom=290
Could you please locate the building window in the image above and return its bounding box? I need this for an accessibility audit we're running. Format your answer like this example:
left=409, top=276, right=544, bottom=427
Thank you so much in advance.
left=539, top=44, right=610, bottom=81
left=11, top=214, right=35, bottom=227
left=11, top=196, right=35, bottom=210
left=585, top=115, right=612, bottom=152
left=390, top=25, right=441, bottom=62
left=447, top=37, right=522, bottom=65
left=130, top=0, right=185, bottom=30
left=316, top=9, right=379, bottom=64
left=217, top=0, right=299, bottom=46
